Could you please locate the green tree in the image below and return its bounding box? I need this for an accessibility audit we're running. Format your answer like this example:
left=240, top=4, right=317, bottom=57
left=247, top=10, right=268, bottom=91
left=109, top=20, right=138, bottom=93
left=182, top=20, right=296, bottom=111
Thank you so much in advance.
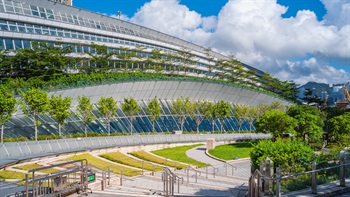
left=171, top=97, right=194, bottom=131
left=193, top=100, right=207, bottom=134
left=122, top=97, right=141, bottom=135
left=76, top=95, right=95, bottom=137
left=287, top=105, right=324, bottom=142
left=250, top=139, right=314, bottom=172
left=176, top=47, right=195, bottom=77
left=233, top=104, right=249, bottom=132
left=7, top=41, right=71, bottom=80
left=0, top=86, right=16, bottom=143
left=49, top=94, right=72, bottom=137
left=327, top=112, right=350, bottom=142
left=202, top=101, right=217, bottom=133
left=19, top=88, right=50, bottom=141
left=254, top=110, right=297, bottom=140
left=246, top=106, right=259, bottom=132
left=97, top=96, right=118, bottom=136
left=204, top=47, right=214, bottom=78
left=146, top=96, right=162, bottom=133
left=214, top=101, right=232, bottom=133
left=86, top=43, right=115, bottom=73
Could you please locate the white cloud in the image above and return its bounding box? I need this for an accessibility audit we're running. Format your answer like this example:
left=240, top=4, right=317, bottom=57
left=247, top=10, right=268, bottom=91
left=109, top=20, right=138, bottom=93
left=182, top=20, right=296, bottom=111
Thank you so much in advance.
left=321, top=0, right=350, bottom=28
left=126, top=0, right=350, bottom=84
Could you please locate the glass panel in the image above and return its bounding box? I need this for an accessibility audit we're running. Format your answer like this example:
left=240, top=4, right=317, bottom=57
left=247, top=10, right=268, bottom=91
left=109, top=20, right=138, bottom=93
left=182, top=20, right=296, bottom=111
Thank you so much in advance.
left=46, top=9, right=54, bottom=19
left=23, top=40, right=31, bottom=48
left=14, top=39, right=22, bottom=49
left=0, top=38, right=4, bottom=49
left=5, top=38, right=13, bottom=50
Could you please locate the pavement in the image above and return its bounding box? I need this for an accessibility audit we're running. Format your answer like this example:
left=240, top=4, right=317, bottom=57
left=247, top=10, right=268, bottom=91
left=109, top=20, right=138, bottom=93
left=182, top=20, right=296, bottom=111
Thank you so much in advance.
left=85, top=145, right=251, bottom=197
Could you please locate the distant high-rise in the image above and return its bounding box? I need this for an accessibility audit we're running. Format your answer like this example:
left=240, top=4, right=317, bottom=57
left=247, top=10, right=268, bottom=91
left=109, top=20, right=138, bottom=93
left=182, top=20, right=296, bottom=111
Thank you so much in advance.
left=53, top=0, right=72, bottom=6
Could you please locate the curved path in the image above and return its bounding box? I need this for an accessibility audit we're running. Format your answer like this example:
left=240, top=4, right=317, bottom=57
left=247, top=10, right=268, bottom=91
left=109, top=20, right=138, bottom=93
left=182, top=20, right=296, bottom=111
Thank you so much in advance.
left=186, top=145, right=252, bottom=179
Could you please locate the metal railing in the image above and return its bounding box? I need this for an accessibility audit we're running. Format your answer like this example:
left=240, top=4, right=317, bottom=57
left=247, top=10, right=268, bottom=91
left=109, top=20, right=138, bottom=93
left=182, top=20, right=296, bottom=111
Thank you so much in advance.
left=0, top=133, right=271, bottom=168
left=224, top=162, right=238, bottom=176
left=185, top=165, right=202, bottom=183
left=205, top=164, right=219, bottom=178
left=161, top=167, right=183, bottom=197
left=248, top=158, right=350, bottom=197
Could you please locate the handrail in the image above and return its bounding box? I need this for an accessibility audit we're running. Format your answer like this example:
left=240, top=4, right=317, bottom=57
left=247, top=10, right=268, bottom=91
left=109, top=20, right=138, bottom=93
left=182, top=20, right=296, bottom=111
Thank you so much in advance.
left=161, top=167, right=184, bottom=195
left=205, top=164, right=219, bottom=178
left=224, top=162, right=237, bottom=176
left=254, top=161, right=350, bottom=181
left=185, top=165, right=202, bottom=183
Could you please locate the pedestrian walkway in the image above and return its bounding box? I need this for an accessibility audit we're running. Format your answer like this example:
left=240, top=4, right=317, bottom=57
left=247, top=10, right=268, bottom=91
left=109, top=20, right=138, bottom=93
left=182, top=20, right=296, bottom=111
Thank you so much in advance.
left=186, top=145, right=252, bottom=180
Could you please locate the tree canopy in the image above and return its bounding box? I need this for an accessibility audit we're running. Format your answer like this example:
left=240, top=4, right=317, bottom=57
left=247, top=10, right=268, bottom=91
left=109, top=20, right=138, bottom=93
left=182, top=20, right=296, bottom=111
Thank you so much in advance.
left=97, top=96, right=118, bottom=136
left=146, top=96, right=162, bottom=133
left=49, top=94, right=72, bottom=137
left=122, top=97, right=141, bottom=135
left=19, top=88, right=50, bottom=141
left=76, top=95, right=95, bottom=137
left=0, top=86, right=16, bottom=143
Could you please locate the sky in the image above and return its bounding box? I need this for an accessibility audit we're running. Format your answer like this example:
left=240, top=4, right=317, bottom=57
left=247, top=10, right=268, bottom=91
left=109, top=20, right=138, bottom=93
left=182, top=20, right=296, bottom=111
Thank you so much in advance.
left=73, top=0, right=350, bottom=85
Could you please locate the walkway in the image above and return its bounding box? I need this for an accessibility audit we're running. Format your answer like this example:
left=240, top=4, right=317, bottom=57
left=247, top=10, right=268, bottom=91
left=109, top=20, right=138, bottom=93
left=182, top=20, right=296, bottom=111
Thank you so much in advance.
left=186, top=145, right=252, bottom=180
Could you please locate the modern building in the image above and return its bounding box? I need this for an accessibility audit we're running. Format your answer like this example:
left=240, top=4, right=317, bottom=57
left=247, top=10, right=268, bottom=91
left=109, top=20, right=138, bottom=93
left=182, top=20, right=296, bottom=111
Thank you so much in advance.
left=0, top=0, right=291, bottom=138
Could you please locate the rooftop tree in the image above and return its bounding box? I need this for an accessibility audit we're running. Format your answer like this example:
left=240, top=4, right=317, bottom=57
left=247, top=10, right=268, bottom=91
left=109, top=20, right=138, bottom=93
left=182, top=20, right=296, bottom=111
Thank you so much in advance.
left=19, top=88, right=50, bottom=141
left=76, top=95, right=95, bottom=137
left=49, top=94, right=72, bottom=137
left=122, top=97, right=141, bottom=135
left=172, top=97, right=194, bottom=131
left=0, top=86, right=16, bottom=143
left=214, top=101, right=232, bottom=133
left=97, top=96, right=118, bottom=136
left=146, top=96, right=162, bottom=133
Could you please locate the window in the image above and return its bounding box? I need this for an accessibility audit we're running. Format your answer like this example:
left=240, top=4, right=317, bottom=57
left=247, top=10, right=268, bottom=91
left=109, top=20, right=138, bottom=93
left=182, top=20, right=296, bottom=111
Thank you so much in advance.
left=26, top=25, right=34, bottom=33
left=42, top=27, right=49, bottom=35
left=5, top=38, right=13, bottom=50
left=49, top=28, right=57, bottom=36
left=30, top=5, right=39, bottom=17
left=0, top=20, right=8, bottom=31
left=0, top=38, right=4, bottom=49
left=23, top=40, right=31, bottom=48
left=34, top=25, right=41, bottom=34
left=46, top=9, right=54, bottom=19
left=71, top=32, right=77, bottom=38
left=64, top=31, right=70, bottom=37
left=14, top=39, right=22, bottom=49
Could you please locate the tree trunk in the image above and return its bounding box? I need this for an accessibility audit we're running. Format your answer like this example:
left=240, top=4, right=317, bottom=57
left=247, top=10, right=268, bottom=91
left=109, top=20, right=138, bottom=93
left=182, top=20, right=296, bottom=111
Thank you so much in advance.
left=58, top=123, right=61, bottom=137
left=84, top=123, right=87, bottom=138
left=129, top=117, right=133, bottom=135
left=152, top=121, right=155, bottom=134
left=212, top=119, right=215, bottom=133
left=107, top=119, right=111, bottom=136
left=33, top=116, right=38, bottom=141
left=1, top=124, right=4, bottom=144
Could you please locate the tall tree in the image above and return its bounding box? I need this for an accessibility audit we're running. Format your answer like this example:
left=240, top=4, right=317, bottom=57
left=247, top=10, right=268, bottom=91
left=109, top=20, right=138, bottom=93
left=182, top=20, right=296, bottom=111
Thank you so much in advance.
left=204, top=47, right=214, bottom=78
left=254, top=110, right=297, bottom=140
left=49, top=94, right=72, bottom=137
left=97, top=96, right=118, bottom=136
left=76, top=95, right=95, bottom=137
left=122, top=97, right=141, bottom=135
left=176, top=47, right=195, bottom=77
left=19, top=88, right=50, bottom=141
left=171, top=97, right=194, bottom=131
left=233, top=104, right=249, bottom=132
left=146, top=96, right=162, bottom=133
left=327, top=112, right=350, bottom=142
left=214, top=101, right=232, bottom=133
left=86, top=43, right=115, bottom=73
left=193, top=100, right=207, bottom=134
left=202, top=101, right=217, bottom=133
left=246, top=106, right=259, bottom=132
left=287, top=105, right=324, bottom=141
left=8, top=41, right=71, bottom=80
left=0, top=86, right=16, bottom=143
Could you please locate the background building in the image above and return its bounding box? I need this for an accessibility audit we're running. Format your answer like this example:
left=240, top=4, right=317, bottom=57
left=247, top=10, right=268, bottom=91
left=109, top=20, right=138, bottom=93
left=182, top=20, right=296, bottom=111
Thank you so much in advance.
left=0, top=0, right=291, bottom=137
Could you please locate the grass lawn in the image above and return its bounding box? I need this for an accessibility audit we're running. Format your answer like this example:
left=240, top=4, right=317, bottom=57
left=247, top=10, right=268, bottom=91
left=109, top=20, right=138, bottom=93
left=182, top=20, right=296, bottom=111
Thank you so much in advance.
left=14, top=163, right=58, bottom=174
left=151, top=144, right=207, bottom=168
left=129, top=151, right=188, bottom=169
left=0, top=170, right=26, bottom=180
left=61, top=153, right=142, bottom=176
left=100, top=152, right=164, bottom=172
left=208, top=142, right=254, bottom=160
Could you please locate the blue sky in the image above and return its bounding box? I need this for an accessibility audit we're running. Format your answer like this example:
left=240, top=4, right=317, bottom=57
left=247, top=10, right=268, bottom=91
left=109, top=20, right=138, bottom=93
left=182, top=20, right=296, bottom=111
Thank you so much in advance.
left=73, top=0, right=350, bottom=85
